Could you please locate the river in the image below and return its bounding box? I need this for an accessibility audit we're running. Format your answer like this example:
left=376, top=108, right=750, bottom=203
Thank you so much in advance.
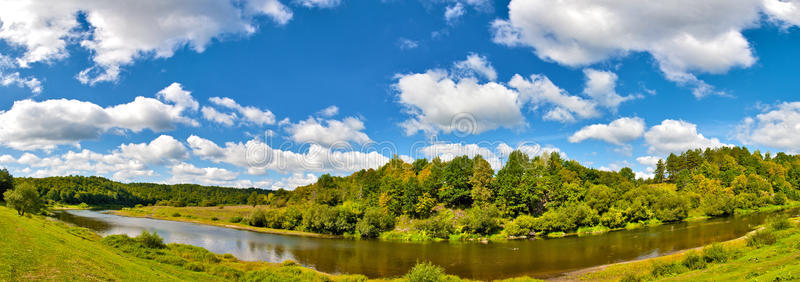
left=53, top=209, right=796, bottom=280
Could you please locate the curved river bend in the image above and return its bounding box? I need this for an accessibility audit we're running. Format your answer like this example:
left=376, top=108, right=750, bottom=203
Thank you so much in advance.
left=54, top=209, right=796, bottom=280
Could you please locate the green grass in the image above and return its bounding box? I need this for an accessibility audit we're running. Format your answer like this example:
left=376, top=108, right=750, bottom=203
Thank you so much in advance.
left=0, top=205, right=488, bottom=281
left=571, top=217, right=800, bottom=281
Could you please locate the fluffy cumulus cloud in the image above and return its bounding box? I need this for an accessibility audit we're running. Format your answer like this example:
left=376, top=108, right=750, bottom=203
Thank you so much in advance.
left=395, top=69, right=525, bottom=136
left=569, top=117, right=645, bottom=145
left=636, top=155, right=662, bottom=167
left=763, top=0, right=800, bottom=28
left=644, top=119, right=730, bottom=154
left=0, top=83, right=197, bottom=150
left=207, top=97, right=275, bottom=126
left=187, top=135, right=390, bottom=175
left=0, top=0, right=293, bottom=84
left=0, top=71, right=42, bottom=94
left=420, top=142, right=562, bottom=170
left=167, top=162, right=239, bottom=187
left=491, top=0, right=767, bottom=98
left=395, top=55, right=638, bottom=135
left=737, top=102, right=800, bottom=152
left=582, top=69, right=636, bottom=110
left=118, top=135, right=188, bottom=165
left=509, top=73, right=600, bottom=123
left=270, top=172, right=318, bottom=190
left=284, top=116, right=371, bottom=146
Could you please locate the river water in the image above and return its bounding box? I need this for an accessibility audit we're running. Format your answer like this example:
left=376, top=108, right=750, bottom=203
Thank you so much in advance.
left=53, top=209, right=796, bottom=280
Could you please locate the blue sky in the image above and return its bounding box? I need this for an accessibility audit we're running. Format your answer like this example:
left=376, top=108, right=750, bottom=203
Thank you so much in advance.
left=1, top=0, right=800, bottom=189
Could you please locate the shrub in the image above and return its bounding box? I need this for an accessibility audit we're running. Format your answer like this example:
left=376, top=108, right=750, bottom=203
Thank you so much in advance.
left=702, top=243, right=731, bottom=263
left=183, top=262, right=205, bottom=272
left=505, top=215, right=536, bottom=237
left=208, top=265, right=243, bottom=280
left=281, top=206, right=303, bottom=230
left=248, top=209, right=268, bottom=227
left=136, top=230, right=166, bottom=249
left=459, top=205, right=501, bottom=235
left=413, top=212, right=455, bottom=239
left=171, top=212, right=181, bottom=217
left=229, top=216, right=243, bottom=223
left=650, top=261, right=687, bottom=277
left=620, top=274, right=642, bottom=282
left=653, top=193, right=690, bottom=222
left=599, top=207, right=627, bottom=229
left=681, top=251, right=707, bottom=270
left=211, top=217, right=218, bottom=221
left=405, top=262, right=446, bottom=282
left=356, top=207, right=395, bottom=238
left=769, top=217, right=794, bottom=231
left=747, top=229, right=777, bottom=247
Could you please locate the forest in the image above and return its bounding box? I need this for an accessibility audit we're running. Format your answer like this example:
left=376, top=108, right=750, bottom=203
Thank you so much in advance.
left=4, top=175, right=270, bottom=207
left=233, top=146, right=800, bottom=239
left=4, top=145, right=800, bottom=240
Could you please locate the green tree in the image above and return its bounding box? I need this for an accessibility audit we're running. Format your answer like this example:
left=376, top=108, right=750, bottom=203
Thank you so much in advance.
left=4, top=182, right=42, bottom=216
left=440, top=155, right=474, bottom=208
left=619, top=167, right=635, bottom=182
left=469, top=155, right=494, bottom=207
left=247, top=191, right=259, bottom=207
left=0, top=168, right=12, bottom=201
left=654, top=159, right=666, bottom=183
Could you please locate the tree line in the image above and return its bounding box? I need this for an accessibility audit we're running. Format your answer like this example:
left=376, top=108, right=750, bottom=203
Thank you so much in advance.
left=241, top=146, right=800, bottom=238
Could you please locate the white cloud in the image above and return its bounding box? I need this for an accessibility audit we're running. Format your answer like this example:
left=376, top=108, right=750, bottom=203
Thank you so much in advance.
left=492, top=0, right=762, bottom=98
left=270, top=172, right=317, bottom=190
left=0, top=0, right=293, bottom=84
left=582, top=69, right=635, bottom=110
left=636, top=156, right=662, bottom=167
left=398, top=38, right=419, bottom=50
left=156, top=82, right=198, bottom=111
left=762, top=0, right=800, bottom=28
left=284, top=116, right=371, bottom=146
left=509, top=73, right=600, bottom=123
left=395, top=69, right=524, bottom=136
left=317, top=105, right=339, bottom=117
left=737, top=101, right=800, bottom=152
left=0, top=83, right=197, bottom=150
left=568, top=117, right=645, bottom=145
left=420, top=142, right=561, bottom=170
left=118, top=135, right=188, bottom=165
left=644, top=119, right=730, bottom=154
left=294, top=0, right=342, bottom=9
left=3, top=149, right=155, bottom=182
left=453, top=53, right=498, bottom=81
left=209, top=97, right=275, bottom=126
left=445, top=3, right=466, bottom=25
left=167, top=162, right=239, bottom=186
left=187, top=135, right=390, bottom=175
left=0, top=71, right=42, bottom=94
left=201, top=106, right=237, bottom=126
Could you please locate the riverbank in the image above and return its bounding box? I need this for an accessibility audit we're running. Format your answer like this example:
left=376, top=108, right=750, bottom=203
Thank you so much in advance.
left=113, top=206, right=339, bottom=239
left=3, top=206, right=523, bottom=281
left=114, top=203, right=799, bottom=243
left=559, top=216, right=800, bottom=281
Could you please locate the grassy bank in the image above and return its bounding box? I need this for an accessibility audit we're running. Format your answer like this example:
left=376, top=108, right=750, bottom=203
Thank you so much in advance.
left=566, top=217, right=800, bottom=281
left=115, top=203, right=799, bottom=243
left=113, top=205, right=338, bottom=239
left=1, top=205, right=539, bottom=281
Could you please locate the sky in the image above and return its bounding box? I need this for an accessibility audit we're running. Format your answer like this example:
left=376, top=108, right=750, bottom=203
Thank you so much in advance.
left=1, top=0, right=800, bottom=189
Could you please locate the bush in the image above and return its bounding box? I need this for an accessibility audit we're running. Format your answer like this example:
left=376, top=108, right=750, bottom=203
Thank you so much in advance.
left=702, top=243, right=731, bottom=263
left=413, top=212, right=455, bottom=239
left=653, top=193, right=690, bottom=222
left=505, top=215, right=536, bottom=237
left=747, top=229, right=777, bottom=247
left=599, top=207, right=627, bottom=229
left=211, top=217, right=218, bottom=221
left=620, top=274, right=642, bottom=282
left=281, top=206, right=303, bottom=230
left=183, top=262, right=205, bottom=272
left=229, top=216, right=243, bottom=223
left=171, top=212, right=181, bottom=217
left=136, top=230, right=166, bottom=249
left=650, top=261, right=687, bottom=277
left=356, top=207, right=395, bottom=238
left=681, top=251, right=707, bottom=270
left=534, top=204, right=599, bottom=233
left=405, top=262, right=446, bottom=282
left=769, top=217, right=794, bottom=231
left=459, top=205, right=501, bottom=235
left=248, top=209, right=268, bottom=227
left=208, top=265, right=243, bottom=280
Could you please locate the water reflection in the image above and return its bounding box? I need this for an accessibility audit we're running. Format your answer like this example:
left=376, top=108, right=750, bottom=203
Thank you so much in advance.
left=53, top=209, right=796, bottom=280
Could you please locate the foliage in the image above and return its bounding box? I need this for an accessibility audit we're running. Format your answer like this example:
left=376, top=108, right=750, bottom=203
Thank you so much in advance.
left=0, top=168, right=12, bottom=201
left=405, top=262, right=446, bottom=282
left=356, top=207, right=395, bottom=238
left=137, top=230, right=166, bottom=249
left=702, top=243, right=731, bottom=263
left=650, top=261, right=687, bottom=277
left=3, top=182, right=42, bottom=216
left=681, top=251, right=707, bottom=270
left=747, top=229, right=777, bottom=247
left=459, top=205, right=501, bottom=235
